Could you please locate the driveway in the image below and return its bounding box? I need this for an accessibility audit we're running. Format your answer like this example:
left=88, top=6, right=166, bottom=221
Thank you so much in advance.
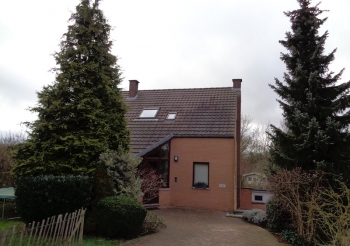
left=121, top=208, right=279, bottom=246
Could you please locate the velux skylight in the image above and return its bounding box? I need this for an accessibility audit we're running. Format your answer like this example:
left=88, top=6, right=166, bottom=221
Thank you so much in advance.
left=139, top=108, right=158, bottom=118
left=166, top=112, right=177, bottom=120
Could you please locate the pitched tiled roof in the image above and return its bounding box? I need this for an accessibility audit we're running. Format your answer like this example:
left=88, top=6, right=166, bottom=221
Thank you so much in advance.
left=122, top=87, right=238, bottom=155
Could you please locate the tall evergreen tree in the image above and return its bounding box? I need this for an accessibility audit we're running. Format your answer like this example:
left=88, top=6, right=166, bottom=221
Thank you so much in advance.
left=13, top=0, right=129, bottom=176
left=269, top=0, right=350, bottom=179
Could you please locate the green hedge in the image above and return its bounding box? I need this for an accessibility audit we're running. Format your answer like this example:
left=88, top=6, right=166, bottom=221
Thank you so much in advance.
left=97, top=195, right=147, bottom=239
left=266, top=196, right=292, bottom=232
left=281, top=229, right=315, bottom=246
left=15, top=175, right=92, bottom=223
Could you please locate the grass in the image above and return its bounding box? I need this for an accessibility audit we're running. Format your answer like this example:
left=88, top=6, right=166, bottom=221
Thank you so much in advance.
left=0, top=218, right=24, bottom=231
left=0, top=218, right=123, bottom=245
left=82, top=237, right=123, bottom=246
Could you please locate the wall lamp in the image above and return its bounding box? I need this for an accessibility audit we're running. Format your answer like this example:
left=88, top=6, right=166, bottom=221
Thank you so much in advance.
left=174, top=156, right=179, bottom=162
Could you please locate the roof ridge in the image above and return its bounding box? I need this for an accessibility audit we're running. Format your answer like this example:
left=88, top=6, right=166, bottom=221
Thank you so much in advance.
left=122, top=87, right=232, bottom=92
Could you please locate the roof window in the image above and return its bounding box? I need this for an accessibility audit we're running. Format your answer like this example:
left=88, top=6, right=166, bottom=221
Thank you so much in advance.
left=166, top=112, right=177, bottom=120
left=139, top=109, right=158, bottom=118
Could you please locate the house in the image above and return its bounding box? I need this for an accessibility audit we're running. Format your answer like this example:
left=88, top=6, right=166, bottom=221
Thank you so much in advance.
left=240, top=172, right=273, bottom=210
left=122, top=79, right=242, bottom=211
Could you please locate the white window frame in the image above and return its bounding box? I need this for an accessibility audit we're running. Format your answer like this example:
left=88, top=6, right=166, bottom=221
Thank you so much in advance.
left=253, top=195, right=263, bottom=202
left=166, top=112, right=177, bottom=120
left=139, top=108, right=159, bottom=118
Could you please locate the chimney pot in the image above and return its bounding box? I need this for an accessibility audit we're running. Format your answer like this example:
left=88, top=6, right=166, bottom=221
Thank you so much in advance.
left=232, top=79, right=242, bottom=89
left=129, top=80, right=139, bottom=98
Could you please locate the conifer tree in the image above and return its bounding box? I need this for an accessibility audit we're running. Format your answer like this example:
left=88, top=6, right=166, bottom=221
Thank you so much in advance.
left=13, top=0, right=129, bottom=176
left=269, top=0, right=350, bottom=179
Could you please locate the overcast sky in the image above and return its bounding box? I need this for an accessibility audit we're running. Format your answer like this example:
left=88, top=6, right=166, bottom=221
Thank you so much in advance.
left=0, top=0, right=349, bottom=133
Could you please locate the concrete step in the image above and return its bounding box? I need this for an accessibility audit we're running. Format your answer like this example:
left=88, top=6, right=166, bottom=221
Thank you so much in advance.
left=226, top=213, right=243, bottom=218
left=143, top=203, right=160, bottom=209
left=225, top=209, right=248, bottom=218
left=234, top=209, right=247, bottom=214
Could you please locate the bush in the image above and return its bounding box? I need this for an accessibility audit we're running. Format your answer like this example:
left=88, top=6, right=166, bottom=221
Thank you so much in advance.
left=242, top=209, right=267, bottom=227
left=141, top=211, right=163, bottom=235
left=0, top=144, right=17, bottom=188
left=2, top=202, right=18, bottom=218
left=0, top=132, right=26, bottom=188
left=99, top=148, right=142, bottom=199
left=97, top=195, right=147, bottom=239
left=266, top=196, right=292, bottom=232
left=15, top=175, right=92, bottom=223
left=85, top=148, right=143, bottom=233
left=281, top=229, right=315, bottom=246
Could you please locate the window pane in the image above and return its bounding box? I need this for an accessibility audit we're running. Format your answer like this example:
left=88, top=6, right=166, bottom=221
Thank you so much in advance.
left=160, top=143, right=169, bottom=158
left=161, top=160, right=169, bottom=188
left=139, top=109, right=158, bottom=118
left=166, top=112, right=177, bottom=120
left=149, top=161, right=158, bottom=170
left=147, top=148, right=160, bottom=158
left=194, top=163, right=208, bottom=185
left=254, top=195, right=263, bottom=201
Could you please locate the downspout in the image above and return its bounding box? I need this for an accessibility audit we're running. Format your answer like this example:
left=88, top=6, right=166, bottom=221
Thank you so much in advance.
left=233, top=79, right=242, bottom=209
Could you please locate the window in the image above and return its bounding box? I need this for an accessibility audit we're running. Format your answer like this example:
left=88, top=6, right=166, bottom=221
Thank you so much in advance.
left=142, top=143, right=170, bottom=188
left=166, top=112, right=177, bottom=120
left=252, top=191, right=273, bottom=203
left=254, top=195, right=263, bottom=201
left=160, top=160, right=169, bottom=188
left=193, top=163, right=209, bottom=188
left=139, top=109, right=158, bottom=118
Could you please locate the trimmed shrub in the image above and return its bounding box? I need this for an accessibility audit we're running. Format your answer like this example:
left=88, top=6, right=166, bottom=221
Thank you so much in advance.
left=242, top=209, right=267, bottom=227
left=281, top=229, right=315, bottom=246
left=97, top=195, right=147, bottom=239
left=15, top=175, right=92, bottom=223
left=141, top=211, right=163, bottom=235
left=266, top=196, right=292, bottom=232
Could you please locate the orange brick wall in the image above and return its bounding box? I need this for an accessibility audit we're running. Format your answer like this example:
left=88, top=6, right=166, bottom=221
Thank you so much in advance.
left=166, top=138, right=235, bottom=211
left=159, top=188, right=171, bottom=206
left=240, top=188, right=266, bottom=210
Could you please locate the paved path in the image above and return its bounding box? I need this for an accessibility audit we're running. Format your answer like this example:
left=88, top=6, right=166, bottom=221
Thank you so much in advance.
left=122, top=208, right=279, bottom=246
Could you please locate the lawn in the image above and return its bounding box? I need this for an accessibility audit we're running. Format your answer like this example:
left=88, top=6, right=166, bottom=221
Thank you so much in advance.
left=0, top=218, right=123, bottom=245
left=82, top=237, right=123, bottom=246
left=0, top=218, right=23, bottom=231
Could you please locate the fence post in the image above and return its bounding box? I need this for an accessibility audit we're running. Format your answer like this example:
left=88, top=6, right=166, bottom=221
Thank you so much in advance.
left=8, top=225, right=16, bottom=246
left=78, top=209, right=85, bottom=246
left=0, top=229, right=9, bottom=246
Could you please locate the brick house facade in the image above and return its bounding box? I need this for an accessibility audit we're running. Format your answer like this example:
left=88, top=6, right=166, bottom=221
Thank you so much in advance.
left=122, top=79, right=242, bottom=211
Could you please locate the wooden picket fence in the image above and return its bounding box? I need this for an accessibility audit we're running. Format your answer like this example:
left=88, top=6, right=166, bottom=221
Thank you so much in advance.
left=0, top=208, right=85, bottom=246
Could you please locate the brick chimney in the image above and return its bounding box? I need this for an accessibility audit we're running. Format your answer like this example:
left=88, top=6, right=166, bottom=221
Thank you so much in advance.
left=232, top=79, right=242, bottom=89
left=232, top=79, right=242, bottom=209
left=129, top=80, right=139, bottom=98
